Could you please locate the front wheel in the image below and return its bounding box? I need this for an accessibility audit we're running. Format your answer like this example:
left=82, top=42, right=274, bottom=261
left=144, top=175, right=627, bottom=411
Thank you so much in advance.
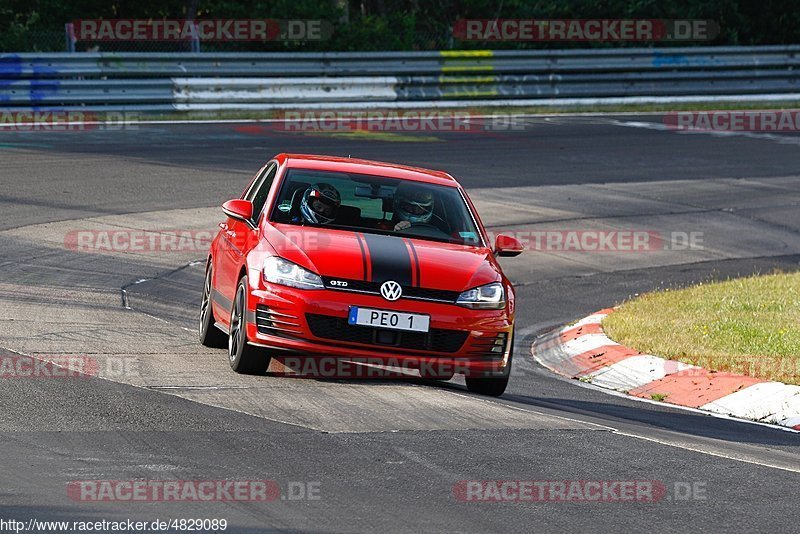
left=465, top=332, right=513, bottom=397
left=228, top=275, right=270, bottom=375
left=465, top=374, right=509, bottom=397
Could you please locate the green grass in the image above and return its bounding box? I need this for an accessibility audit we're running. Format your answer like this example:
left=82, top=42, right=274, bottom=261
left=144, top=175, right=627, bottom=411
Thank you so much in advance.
left=602, top=272, right=800, bottom=385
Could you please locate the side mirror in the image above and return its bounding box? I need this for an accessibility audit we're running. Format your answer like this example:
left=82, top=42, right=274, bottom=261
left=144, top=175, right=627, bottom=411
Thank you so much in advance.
left=222, top=199, right=254, bottom=223
left=494, top=233, right=524, bottom=257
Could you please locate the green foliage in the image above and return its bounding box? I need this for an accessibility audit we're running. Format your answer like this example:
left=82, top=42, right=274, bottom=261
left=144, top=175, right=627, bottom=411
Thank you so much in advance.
left=0, top=9, right=42, bottom=52
left=332, top=14, right=418, bottom=51
left=1, top=0, right=799, bottom=51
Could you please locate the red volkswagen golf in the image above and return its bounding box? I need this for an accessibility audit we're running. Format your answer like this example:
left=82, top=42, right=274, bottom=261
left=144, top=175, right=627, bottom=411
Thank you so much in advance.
left=199, top=154, right=523, bottom=396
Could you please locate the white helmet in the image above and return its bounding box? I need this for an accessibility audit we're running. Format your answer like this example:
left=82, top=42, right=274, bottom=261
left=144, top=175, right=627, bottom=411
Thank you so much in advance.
left=394, top=183, right=434, bottom=224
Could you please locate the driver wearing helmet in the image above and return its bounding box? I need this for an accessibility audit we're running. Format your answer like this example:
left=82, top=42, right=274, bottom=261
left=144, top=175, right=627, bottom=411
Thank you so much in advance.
left=297, top=183, right=341, bottom=225
left=392, top=183, right=434, bottom=231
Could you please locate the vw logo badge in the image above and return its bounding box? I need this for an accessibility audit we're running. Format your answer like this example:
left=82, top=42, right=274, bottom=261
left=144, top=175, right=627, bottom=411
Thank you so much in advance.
left=380, top=280, right=403, bottom=301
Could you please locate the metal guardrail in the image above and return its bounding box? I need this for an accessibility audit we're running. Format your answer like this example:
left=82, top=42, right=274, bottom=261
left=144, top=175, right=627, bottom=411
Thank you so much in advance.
left=1, top=46, right=799, bottom=111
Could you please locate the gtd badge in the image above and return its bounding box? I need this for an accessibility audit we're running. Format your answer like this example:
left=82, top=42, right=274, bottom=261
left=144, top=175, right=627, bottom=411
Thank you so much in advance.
left=380, top=280, right=402, bottom=301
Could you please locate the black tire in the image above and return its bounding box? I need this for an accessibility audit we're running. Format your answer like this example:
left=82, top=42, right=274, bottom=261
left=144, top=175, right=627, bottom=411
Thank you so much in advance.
left=465, top=331, right=514, bottom=397
left=228, top=275, right=270, bottom=375
left=465, top=374, right=509, bottom=396
left=199, top=261, right=227, bottom=348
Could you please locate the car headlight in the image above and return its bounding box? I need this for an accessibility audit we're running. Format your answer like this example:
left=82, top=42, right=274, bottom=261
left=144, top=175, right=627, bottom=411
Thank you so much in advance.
left=456, top=282, right=506, bottom=309
left=263, top=257, right=324, bottom=290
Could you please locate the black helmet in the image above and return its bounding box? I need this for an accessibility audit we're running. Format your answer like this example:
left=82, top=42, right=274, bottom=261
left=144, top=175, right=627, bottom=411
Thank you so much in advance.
left=300, top=183, right=341, bottom=224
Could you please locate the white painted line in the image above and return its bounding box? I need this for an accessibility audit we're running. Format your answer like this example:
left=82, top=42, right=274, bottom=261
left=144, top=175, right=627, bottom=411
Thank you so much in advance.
left=172, top=93, right=800, bottom=112
left=613, top=119, right=800, bottom=147
left=172, top=76, right=400, bottom=86
left=613, top=431, right=800, bottom=474
left=173, top=76, right=399, bottom=104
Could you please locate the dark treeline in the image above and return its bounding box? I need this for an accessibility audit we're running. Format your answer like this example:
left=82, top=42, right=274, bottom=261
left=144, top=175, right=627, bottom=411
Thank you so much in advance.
left=1, top=0, right=798, bottom=51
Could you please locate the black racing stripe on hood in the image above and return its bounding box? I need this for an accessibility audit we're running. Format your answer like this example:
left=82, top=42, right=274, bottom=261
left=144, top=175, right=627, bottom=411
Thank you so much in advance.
left=362, top=233, right=412, bottom=287
left=355, top=232, right=369, bottom=281
left=406, top=238, right=421, bottom=288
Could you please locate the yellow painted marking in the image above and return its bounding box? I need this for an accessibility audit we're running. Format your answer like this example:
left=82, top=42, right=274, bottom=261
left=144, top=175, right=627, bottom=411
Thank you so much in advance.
left=443, top=88, right=499, bottom=98
left=440, top=50, right=494, bottom=58
left=439, top=75, right=497, bottom=84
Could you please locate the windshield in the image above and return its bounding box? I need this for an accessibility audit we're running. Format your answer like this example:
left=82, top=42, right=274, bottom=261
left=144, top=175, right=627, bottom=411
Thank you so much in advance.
left=270, top=168, right=484, bottom=247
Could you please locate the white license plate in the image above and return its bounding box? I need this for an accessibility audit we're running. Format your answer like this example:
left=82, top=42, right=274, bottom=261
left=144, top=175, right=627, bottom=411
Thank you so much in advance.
left=348, top=307, right=430, bottom=333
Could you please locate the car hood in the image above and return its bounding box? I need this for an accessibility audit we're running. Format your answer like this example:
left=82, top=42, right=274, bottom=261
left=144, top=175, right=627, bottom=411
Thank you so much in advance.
left=266, top=224, right=501, bottom=292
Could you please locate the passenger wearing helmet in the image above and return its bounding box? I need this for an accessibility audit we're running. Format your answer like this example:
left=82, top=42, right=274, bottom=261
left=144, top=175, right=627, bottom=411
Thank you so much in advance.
left=297, top=183, right=341, bottom=225
left=392, top=183, right=434, bottom=231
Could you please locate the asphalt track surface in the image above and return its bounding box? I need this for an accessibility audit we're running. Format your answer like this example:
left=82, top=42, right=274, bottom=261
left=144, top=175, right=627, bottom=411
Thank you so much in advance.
left=0, top=116, right=799, bottom=532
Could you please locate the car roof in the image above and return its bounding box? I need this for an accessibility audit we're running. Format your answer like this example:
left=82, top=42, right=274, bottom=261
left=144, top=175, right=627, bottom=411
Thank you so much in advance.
left=275, top=153, right=460, bottom=187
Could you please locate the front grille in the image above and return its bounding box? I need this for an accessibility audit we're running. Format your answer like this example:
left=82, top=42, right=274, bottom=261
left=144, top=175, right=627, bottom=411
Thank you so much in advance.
left=256, top=305, right=301, bottom=337
left=321, top=278, right=460, bottom=303
left=305, top=313, right=468, bottom=353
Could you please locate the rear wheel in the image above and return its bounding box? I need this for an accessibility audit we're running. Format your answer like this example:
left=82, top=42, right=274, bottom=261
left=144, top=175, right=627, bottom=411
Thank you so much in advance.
left=199, top=262, right=227, bottom=348
left=228, top=275, right=270, bottom=375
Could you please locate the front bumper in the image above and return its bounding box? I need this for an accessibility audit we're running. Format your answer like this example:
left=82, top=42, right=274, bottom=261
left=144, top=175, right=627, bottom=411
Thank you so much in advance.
left=244, top=281, right=514, bottom=375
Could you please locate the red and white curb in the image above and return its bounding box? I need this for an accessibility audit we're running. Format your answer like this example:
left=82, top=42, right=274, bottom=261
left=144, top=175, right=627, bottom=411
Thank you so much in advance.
left=532, top=309, right=800, bottom=430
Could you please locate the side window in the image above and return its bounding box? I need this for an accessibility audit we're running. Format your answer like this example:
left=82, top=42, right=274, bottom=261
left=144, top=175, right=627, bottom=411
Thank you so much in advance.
left=251, top=163, right=278, bottom=221
left=243, top=165, right=267, bottom=202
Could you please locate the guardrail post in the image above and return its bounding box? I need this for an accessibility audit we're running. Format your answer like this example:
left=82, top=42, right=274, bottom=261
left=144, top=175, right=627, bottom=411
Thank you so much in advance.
left=65, top=22, right=76, bottom=52
left=190, top=21, right=201, bottom=53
